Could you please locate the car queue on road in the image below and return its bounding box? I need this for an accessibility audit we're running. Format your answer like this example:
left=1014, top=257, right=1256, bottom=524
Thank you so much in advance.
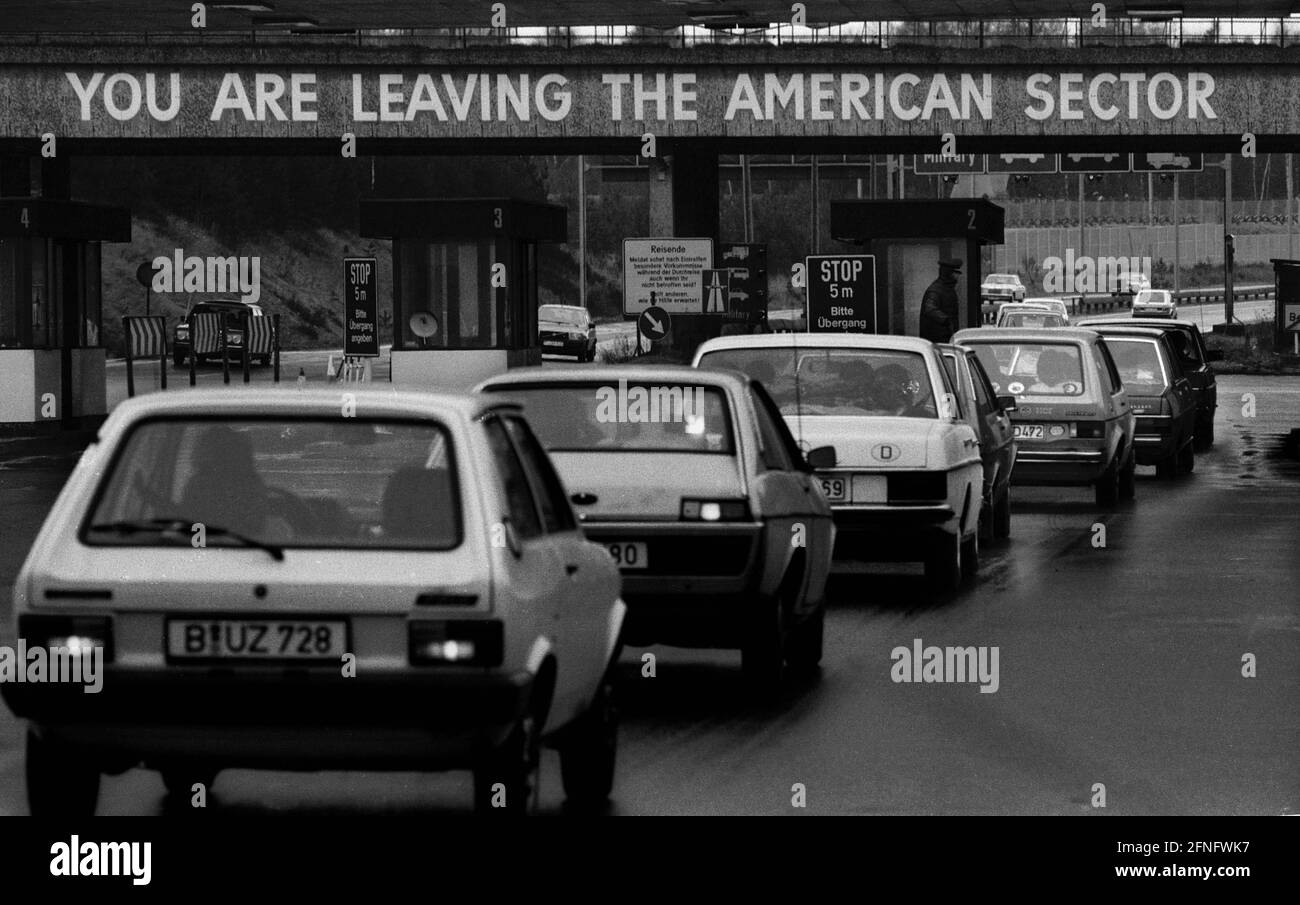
left=4, top=291, right=1223, bottom=819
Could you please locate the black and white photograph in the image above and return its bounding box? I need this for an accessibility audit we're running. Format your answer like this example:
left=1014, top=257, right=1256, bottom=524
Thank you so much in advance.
left=0, top=0, right=1295, bottom=886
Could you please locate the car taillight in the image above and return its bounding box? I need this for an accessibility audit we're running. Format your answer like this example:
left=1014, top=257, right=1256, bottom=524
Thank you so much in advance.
left=176, top=326, right=189, bottom=338
left=1160, top=397, right=1173, bottom=416
left=18, top=615, right=113, bottom=662
left=409, top=620, right=502, bottom=666
left=680, top=499, right=750, bottom=522
left=1072, top=421, right=1105, bottom=439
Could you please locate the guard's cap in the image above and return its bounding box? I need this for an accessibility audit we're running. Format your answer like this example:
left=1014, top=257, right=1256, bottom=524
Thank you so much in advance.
left=938, top=258, right=963, bottom=270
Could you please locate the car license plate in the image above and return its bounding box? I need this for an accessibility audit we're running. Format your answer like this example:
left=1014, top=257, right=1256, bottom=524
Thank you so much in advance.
left=819, top=477, right=848, bottom=502
left=607, top=542, right=648, bottom=570
left=542, top=340, right=564, bottom=347
left=1014, top=424, right=1046, bottom=440
left=851, top=474, right=888, bottom=503
left=166, top=619, right=349, bottom=661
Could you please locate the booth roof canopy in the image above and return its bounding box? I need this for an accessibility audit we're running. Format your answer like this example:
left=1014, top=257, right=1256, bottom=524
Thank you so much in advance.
left=1, top=1, right=1292, bottom=31
left=830, top=198, right=1005, bottom=244
left=359, top=198, right=568, bottom=241
left=0, top=199, right=131, bottom=241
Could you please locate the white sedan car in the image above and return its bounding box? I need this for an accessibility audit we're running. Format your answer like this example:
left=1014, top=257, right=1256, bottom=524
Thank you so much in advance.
left=2, top=389, right=625, bottom=815
left=694, top=334, right=985, bottom=592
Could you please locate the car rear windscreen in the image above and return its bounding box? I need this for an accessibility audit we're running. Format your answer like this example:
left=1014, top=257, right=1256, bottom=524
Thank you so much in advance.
left=1002, top=313, right=1065, bottom=328
left=698, top=347, right=939, bottom=419
left=1104, top=338, right=1170, bottom=392
left=539, top=307, right=586, bottom=326
left=966, top=342, right=1087, bottom=397
left=488, top=383, right=735, bottom=454
left=83, top=418, right=460, bottom=550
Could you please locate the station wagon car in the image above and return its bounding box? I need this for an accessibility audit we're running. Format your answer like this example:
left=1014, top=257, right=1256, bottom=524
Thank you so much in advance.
left=936, top=344, right=1018, bottom=542
left=693, top=334, right=984, bottom=593
left=1130, top=288, right=1178, bottom=319
left=954, top=327, right=1137, bottom=507
left=996, top=304, right=1067, bottom=329
left=538, top=304, right=598, bottom=362
left=1020, top=297, right=1071, bottom=324
left=476, top=366, right=835, bottom=693
left=1077, top=316, right=1220, bottom=449
left=3, top=389, right=625, bottom=816
left=1080, top=325, right=1197, bottom=476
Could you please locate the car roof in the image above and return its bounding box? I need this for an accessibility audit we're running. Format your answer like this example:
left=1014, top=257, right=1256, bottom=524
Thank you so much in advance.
left=1020, top=298, right=1066, bottom=306
left=1000, top=301, right=1054, bottom=309
left=102, top=387, right=518, bottom=430
left=696, top=332, right=940, bottom=354
left=1087, top=325, right=1171, bottom=340
left=1076, top=317, right=1198, bottom=329
left=538, top=304, right=587, bottom=312
left=477, top=363, right=749, bottom=392
left=953, top=326, right=1101, bottom=345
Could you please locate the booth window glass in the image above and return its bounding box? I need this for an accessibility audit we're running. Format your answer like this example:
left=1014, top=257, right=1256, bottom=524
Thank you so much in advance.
left=82, top=243, right=102, bottom=346
left=399, top=239, right=499, bottom=350
left=0, top=238, right=17, bottom=347
left=32, top=237, right=51, bottom=348
left=879, top=240, right=968, bottom=337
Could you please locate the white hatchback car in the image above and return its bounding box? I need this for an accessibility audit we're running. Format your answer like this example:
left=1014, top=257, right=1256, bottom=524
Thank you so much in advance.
left=694, top=335, right=985, bottom=592
left=2, top=389, right=625, bottom=815
left=476, top=366, right=836, bottom=694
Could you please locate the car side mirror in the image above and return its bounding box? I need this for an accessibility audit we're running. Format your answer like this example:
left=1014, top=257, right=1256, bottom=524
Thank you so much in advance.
left=1206, top=350, right=1224, bottom=362
left=996, top=395, right=1018, bottom=413
left=805, top=446, right=837, bottom=470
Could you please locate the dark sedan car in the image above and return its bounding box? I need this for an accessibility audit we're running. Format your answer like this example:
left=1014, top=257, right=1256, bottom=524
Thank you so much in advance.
left=538, top=304, right=597, bottom=362
left=1086, top=325, right=1197, bottom=477
left=173, top=299, right=269, bottom=367
left=1077, top=317, right=1220, bottom=449
left=937, top=344, right=1018, bottom=542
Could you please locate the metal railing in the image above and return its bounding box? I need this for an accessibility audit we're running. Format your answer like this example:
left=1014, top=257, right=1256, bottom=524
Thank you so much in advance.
left=4, top=18, right=1300, bottom=50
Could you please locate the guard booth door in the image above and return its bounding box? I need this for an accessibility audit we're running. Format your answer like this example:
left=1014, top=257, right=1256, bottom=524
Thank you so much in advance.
left=361, top=198, right=566, bottom=390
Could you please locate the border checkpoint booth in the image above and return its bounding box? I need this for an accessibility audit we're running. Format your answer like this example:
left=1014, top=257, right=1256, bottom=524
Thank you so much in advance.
left=829, top=199, right=1005, bottom=337
left=360, top=198, right=567, bottom=390
left=0, top=198, right=130, bottom=429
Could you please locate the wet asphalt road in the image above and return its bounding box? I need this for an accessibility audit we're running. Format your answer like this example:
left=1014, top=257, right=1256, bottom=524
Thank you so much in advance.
left=0, top=375, right=1296, bottom=815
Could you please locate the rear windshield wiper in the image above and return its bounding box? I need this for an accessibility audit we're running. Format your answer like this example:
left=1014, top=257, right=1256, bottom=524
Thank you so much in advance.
left=87, top=518, right=285, bottom=561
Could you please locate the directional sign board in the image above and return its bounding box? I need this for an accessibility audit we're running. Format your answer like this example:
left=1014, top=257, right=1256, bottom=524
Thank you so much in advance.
left=913, top=154, right=984, bottom=175
left=638, top=305, right=671, bottom=342
left=623, top=238, right=714, bottom=316
left=1132, top=152, right=1204, bottom=173
left=1059, top=152, right=1130, bottom=173
left=987, top=153, right=1058, bottom=174
left=1285, top=304, right=1300, bottom=332
left=805, top=255, right=878, bottom=334
left=700, top=269, right=732, bottom=315
left=344, top=257, right=379, bottom=357
left=720, top=242, right=766, bottom=322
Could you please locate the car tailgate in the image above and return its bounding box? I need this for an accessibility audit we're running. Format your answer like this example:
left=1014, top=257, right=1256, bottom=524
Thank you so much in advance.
left=783, top=415, right=936, bottom=469
left=549, top=451, right=745, bottom=520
